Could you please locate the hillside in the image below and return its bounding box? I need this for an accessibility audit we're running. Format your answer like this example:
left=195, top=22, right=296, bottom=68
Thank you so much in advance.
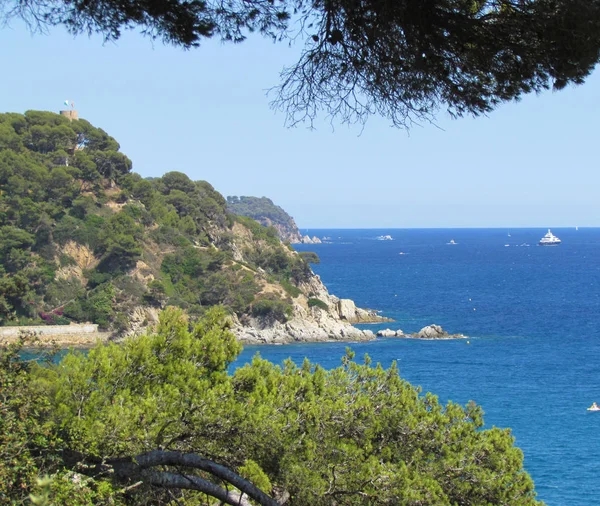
left=0, top=111, right=386, bottom=341
left=227, top=195, right=304, bottom=243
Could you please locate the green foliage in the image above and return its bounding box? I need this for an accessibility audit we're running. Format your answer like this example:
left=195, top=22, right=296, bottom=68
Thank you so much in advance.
left=160, top=247, right=259, bottom=315
left=299, top=251, right=320, bottom=264
left=29, top=473, right=118, bottom=506
left=1, top=309, right=542, bottom=505
left=308, top=298, right=328, bottom=310
left=235, top=215, right=280, bottom=246
left=251, top=297, right=293, bottom=323
left=0, top=337, right=60, bottom=503
left=281, top=279, right=302, bottom=298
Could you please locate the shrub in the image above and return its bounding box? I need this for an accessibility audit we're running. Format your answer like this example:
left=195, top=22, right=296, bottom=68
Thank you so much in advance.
left=281, top=279, right=302, bottom=298
left=251, top=298, right=293, bottom=323
left=308, top=298, right=329, bottom=310
left=299, top=251, right=320, bottom=264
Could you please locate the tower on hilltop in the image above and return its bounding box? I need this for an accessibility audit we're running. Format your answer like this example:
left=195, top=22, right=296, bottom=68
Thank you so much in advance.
left=60, top=109, right=78, bottom=121
left=60, top=100, right=78, bottom=120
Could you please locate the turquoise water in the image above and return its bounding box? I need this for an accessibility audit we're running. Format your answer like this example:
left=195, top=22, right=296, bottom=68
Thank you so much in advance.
left=233, top=228, right=600, bottom=505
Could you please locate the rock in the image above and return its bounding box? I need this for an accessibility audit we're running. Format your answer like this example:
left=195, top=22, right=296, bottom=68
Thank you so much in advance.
left=124, top=306, right=160, bottom=338
left=377, top=328, right=397, bottom=337
left=233, top=311, right=377, bottom=344
left=354, top=307, right=394, bottom=323
left=410, top=324, right=466, bottom=339
left=335, top=299, right=394, bottom=324
left=300, top=235, right=322, bottom=244
left=337, top=299, right=358, bottom=321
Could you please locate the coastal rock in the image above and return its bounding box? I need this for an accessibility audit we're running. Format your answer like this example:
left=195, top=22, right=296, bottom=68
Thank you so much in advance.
left=410, top=324, right=466, bottom=339
left=377, top=328, right=397, bottom=337
left=336, top=298, right=393, bottom=324
left=337, top=299, right=358, bottom=321
left=233, top=276, right=390, bottom=344
left=301, top=235, right=322, bottom=244
left=233, top=315, right=375, bottom=344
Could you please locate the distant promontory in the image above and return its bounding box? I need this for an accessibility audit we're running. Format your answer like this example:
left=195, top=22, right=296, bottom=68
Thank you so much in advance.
left=227, top=195, right=321, bottom=244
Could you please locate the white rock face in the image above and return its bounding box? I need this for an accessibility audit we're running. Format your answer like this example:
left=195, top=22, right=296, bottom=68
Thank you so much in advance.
left=410, top=324, right=466, bottom=339
left=301, top=235, right=323, bottom=244
left=337, top=299, right=358, bottom=321
left=233, top=315, right=374, bottom=344
left=125, top=306, right=161, bottom=337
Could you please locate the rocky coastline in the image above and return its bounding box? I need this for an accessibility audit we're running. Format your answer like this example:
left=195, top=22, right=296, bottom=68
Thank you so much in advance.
left=232, top=274, right=392, bottom=344
left=376, top=324, right=467, bottom=340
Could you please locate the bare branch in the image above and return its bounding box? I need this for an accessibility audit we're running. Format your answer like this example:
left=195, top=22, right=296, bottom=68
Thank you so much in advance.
left=64, top=449, right=280, bottom=506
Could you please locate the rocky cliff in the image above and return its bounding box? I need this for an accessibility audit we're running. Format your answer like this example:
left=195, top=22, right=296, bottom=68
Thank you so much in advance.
left=233, top=273, right=391, bottom=343
left=221, top=221, right=390, bottom=343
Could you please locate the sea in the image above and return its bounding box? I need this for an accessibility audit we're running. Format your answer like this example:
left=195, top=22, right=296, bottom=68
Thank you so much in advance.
left=232, top=228, right=600, bottom=506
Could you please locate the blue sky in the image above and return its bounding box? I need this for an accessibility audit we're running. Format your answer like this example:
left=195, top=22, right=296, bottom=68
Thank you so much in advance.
left=1, top=22, right=598, bottom=228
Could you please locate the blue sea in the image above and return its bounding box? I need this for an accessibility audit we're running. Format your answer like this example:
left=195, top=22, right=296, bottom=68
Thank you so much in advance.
left=233, top=228, right=600, bottom=506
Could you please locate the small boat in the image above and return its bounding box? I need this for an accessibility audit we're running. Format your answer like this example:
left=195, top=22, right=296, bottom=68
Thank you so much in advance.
left=539, top=229, right=561, bottom=246
left=447, top=239, right=457, bottom=245
left=587, top=403, right=600, bottom=412
left=377, top=235, right=393, bottom=241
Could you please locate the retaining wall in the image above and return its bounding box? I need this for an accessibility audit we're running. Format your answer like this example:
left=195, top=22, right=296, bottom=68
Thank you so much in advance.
left=0, top=324, right=99, bottom=337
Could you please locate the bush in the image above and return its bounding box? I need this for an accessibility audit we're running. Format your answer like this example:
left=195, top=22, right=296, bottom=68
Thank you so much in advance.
left=281, top=279, right=302, bottom=298
left=308, top=298, right=328, bottom=310
left=251, top=298, right=293, bottom=323
left=299, top=251, right=320, bottom=264
left=235, top=216, right=280, bottom=246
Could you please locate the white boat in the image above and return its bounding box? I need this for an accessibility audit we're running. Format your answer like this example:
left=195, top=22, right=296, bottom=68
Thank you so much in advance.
left=447, top=239, right=457, bottom=245
left=588, top=403, right=600, bottom=412
left=377, top=235, right=393, bottom=241
left=538, top=229, right=561, bottom=246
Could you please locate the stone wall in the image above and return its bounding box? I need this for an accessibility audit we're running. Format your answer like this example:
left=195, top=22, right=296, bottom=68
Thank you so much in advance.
left=0, top=324, right=98, bottom=337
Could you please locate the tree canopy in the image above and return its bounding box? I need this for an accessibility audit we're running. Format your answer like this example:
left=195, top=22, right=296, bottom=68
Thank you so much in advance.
left=3, top=307, right=542, bottom=505
left=3, top=0, right=600, bottom=126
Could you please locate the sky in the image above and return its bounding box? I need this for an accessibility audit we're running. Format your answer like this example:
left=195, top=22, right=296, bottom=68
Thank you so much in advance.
left=0, top=20, right=599, bottom=228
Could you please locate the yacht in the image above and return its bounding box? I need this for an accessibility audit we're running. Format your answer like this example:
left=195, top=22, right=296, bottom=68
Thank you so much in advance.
left=377, top=235, right=393, bottom=241
left=539, top=229, right=561, bottom=246
left=447, top=239, right=457, bottom=245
